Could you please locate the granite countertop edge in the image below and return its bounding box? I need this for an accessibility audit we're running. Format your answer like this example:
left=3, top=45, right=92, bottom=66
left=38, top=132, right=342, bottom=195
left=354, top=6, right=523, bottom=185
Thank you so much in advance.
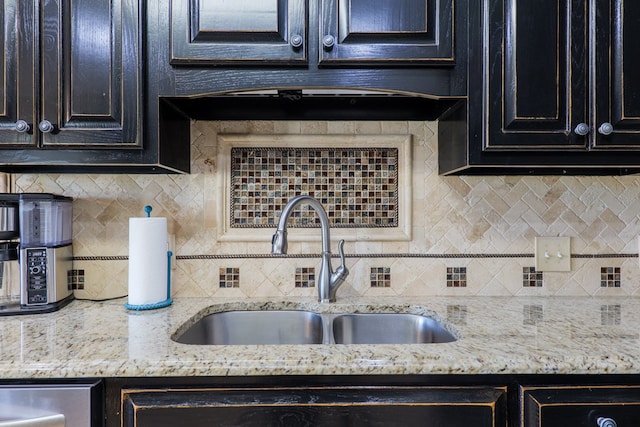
left=0, top=295, right=638, bottom=379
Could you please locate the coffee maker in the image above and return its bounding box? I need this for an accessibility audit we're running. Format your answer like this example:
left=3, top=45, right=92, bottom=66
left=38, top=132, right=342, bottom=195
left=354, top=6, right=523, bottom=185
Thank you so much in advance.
left=0, top=193, right=74, bottom=315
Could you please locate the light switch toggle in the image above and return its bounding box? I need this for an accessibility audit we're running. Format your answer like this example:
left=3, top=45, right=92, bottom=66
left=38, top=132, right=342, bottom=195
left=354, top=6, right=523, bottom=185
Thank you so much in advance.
left=535, top=237, right=571, bottom=272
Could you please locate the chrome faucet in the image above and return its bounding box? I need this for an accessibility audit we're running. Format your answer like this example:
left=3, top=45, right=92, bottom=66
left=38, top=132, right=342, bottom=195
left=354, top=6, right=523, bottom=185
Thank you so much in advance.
left=271, top=195, right=349, bottom=303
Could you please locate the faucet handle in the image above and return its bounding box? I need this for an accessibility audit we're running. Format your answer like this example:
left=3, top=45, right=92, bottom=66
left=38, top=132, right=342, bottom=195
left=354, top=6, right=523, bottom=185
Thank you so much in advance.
left=337, top=239, right=346, bottom=265
left=334, top=239, right=349, bottom=278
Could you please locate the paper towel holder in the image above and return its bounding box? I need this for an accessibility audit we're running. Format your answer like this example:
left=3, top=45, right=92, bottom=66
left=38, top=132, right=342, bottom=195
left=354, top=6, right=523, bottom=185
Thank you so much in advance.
left=124, top=250, right=173, bottom=311
left=125, top=205, right=173, bottom=311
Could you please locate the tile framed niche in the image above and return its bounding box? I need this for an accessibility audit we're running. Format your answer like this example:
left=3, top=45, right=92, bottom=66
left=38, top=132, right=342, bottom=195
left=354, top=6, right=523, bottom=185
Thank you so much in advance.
left=215, top=134, right=413, bottom=243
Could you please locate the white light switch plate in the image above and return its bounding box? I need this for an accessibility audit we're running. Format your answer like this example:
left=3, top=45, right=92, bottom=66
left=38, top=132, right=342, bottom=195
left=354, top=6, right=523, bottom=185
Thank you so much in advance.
left=534, top=237, right=571, bottom=272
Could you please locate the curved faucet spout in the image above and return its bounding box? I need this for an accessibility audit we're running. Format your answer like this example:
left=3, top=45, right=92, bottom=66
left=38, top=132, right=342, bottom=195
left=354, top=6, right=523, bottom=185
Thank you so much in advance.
left=271, top=195, right=349, bottom=303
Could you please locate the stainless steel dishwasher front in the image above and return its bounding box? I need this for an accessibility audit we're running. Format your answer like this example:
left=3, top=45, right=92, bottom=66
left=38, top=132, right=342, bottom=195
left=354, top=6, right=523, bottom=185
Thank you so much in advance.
left=0, top=381, right=102, bottom=427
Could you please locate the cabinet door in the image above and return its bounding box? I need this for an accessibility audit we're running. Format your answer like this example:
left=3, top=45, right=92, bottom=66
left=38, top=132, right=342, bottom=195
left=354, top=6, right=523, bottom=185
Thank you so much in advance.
left=481, top=0, right=588, bottom=150
left=522, top=386, right=640, bottom=427
left=40, top=0, right=140, bottom=147
left=170, top=0, right=307, bottom=65
left=593, top=0, right=640, bottom=148
left=123, top=386, right=507, bottom=427
left=0, top=0, right=36, bottom=147
left=319, top=0, right=453, bottom=66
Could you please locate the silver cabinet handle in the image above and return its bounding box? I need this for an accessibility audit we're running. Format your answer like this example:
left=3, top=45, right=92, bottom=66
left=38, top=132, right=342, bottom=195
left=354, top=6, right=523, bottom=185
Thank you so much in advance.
left=38, top=120, right=54, bottom=133
left=598, top=122, right=614, bottom=135
left=597, top=417, right=617, bottom=427
left=322, top=34, right=336, bottom=50
left=574, top=123, right=590, bottom=136
left=290, top=34, right=303, bottom=48
left=14, top=120, right=30, bottom=133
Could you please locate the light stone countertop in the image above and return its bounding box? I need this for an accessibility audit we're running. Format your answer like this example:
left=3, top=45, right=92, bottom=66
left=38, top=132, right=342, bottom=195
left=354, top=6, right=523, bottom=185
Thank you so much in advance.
left=0, top=296, right=638, bottom=379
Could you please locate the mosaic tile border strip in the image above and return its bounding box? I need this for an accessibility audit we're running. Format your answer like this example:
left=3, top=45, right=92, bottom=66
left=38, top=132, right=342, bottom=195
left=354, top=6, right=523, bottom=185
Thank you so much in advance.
left=72, top=253, right=639, bottom=261
left=230, top=147, right=399, bottom=228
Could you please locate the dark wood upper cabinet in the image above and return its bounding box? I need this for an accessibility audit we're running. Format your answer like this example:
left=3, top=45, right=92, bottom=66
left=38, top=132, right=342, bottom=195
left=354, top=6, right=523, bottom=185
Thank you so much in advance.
left=0, top=0, right=139, bottom=148
left=480, top=0, right=640, bottom=151
left=593, top=0, right=640, bottom=148
left=170, top=0, right=453, bottom=67
left=483, top=0, right=588, bottom=150
left=0, top=0, right=35, bottom=146
left=439, top=0, right=640, bottom=174
left=40, top=0, right=140, bottom=147
left=319, top=0, right=454, bottom=65
left=0, top=0, right=190, bottom=173
left=170, top=0, right=308, bottom=65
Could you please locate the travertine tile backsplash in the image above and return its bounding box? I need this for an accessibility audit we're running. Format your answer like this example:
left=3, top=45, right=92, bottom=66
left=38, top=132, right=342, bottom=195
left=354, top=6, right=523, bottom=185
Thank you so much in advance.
left=12, top=120, right=640, bottom=299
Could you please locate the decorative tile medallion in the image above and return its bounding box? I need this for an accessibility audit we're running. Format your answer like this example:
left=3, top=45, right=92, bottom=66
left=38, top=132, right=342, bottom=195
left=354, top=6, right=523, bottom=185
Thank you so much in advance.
left=523, top=267, right=543, bottom=287
left=370, top=267, right=391, bottom=287
left=295, top=267, right=316, bottom=288
left=219, top=267, right=240, bottom=288
left=67, top=269, right=85, bottom=290
left=230, top=147, right=399, bottom=228
left=446, top=267, right=467, bottom=287
left=600, top=267, right=621, bottom=287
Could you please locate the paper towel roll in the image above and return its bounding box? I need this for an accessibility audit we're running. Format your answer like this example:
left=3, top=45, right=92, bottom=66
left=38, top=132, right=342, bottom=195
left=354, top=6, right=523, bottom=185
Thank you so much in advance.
left=128, top=217, right=168, bottom=306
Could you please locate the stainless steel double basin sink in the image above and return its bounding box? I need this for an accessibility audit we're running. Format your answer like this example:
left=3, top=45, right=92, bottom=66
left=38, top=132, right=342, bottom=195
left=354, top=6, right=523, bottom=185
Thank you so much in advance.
left=173, top=309, right=456, bottom=345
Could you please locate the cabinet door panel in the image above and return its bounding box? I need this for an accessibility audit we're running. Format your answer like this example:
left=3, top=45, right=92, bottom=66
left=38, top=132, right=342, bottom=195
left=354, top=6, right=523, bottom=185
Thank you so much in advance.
left=522, top=386, right=640, bottom=427
left=40, top=0, right=140, bottom=147
left=484, top=0, right=587, bottom=150
left=0, top=0, right=36, bottom=147
left=594, top=0, right=640, bottom=148
left=170, top=0, right=307, bottom=65
left=123, top=386, right=507, bottom=427
left=319, top=0, right=453, bottom=65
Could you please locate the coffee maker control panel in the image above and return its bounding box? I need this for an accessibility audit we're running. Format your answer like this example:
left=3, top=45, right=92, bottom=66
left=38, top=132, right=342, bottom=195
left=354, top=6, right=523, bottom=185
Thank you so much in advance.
left=25, top=248, right=48, bottom=304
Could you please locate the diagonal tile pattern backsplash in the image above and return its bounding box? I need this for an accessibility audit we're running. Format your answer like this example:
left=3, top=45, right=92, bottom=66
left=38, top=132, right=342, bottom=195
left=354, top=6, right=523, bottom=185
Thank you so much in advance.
left=13, top=120, right=640, bottom=299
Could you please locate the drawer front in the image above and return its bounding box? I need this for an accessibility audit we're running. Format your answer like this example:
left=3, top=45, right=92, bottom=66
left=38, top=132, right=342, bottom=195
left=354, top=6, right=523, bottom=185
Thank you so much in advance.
left=522, top=386, right=640, bottom=427
left=123, top=386, right=507, bottom=427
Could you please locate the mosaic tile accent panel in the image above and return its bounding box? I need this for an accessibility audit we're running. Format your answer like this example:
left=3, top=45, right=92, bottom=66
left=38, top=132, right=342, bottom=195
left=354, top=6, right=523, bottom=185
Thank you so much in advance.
left=67, top=270, right=85, bottom=290
left=600, top=267, right=621, bottom=287
left=295, top=267, right=315, bottom=288
left=601, top=304, right=621, bottom=325
left=370, top=267, right=391, bottom=287
left=523, top=305, right=544, bottom=325
left=219, top=268, right=240, bottom=288
left=230, top=147, right=398, bottom=228
left=446, top=267, right=467, bottom=287
left=523, top=267, right=543, bottom=287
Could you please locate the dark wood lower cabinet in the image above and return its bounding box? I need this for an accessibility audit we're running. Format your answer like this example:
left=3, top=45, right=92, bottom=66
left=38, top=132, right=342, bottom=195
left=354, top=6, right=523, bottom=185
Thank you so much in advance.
left=107, top=376, right=640, bottom=427
left=522, top=386, right=640, bottom=427
left=122, top=386, right=507, bottom=427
